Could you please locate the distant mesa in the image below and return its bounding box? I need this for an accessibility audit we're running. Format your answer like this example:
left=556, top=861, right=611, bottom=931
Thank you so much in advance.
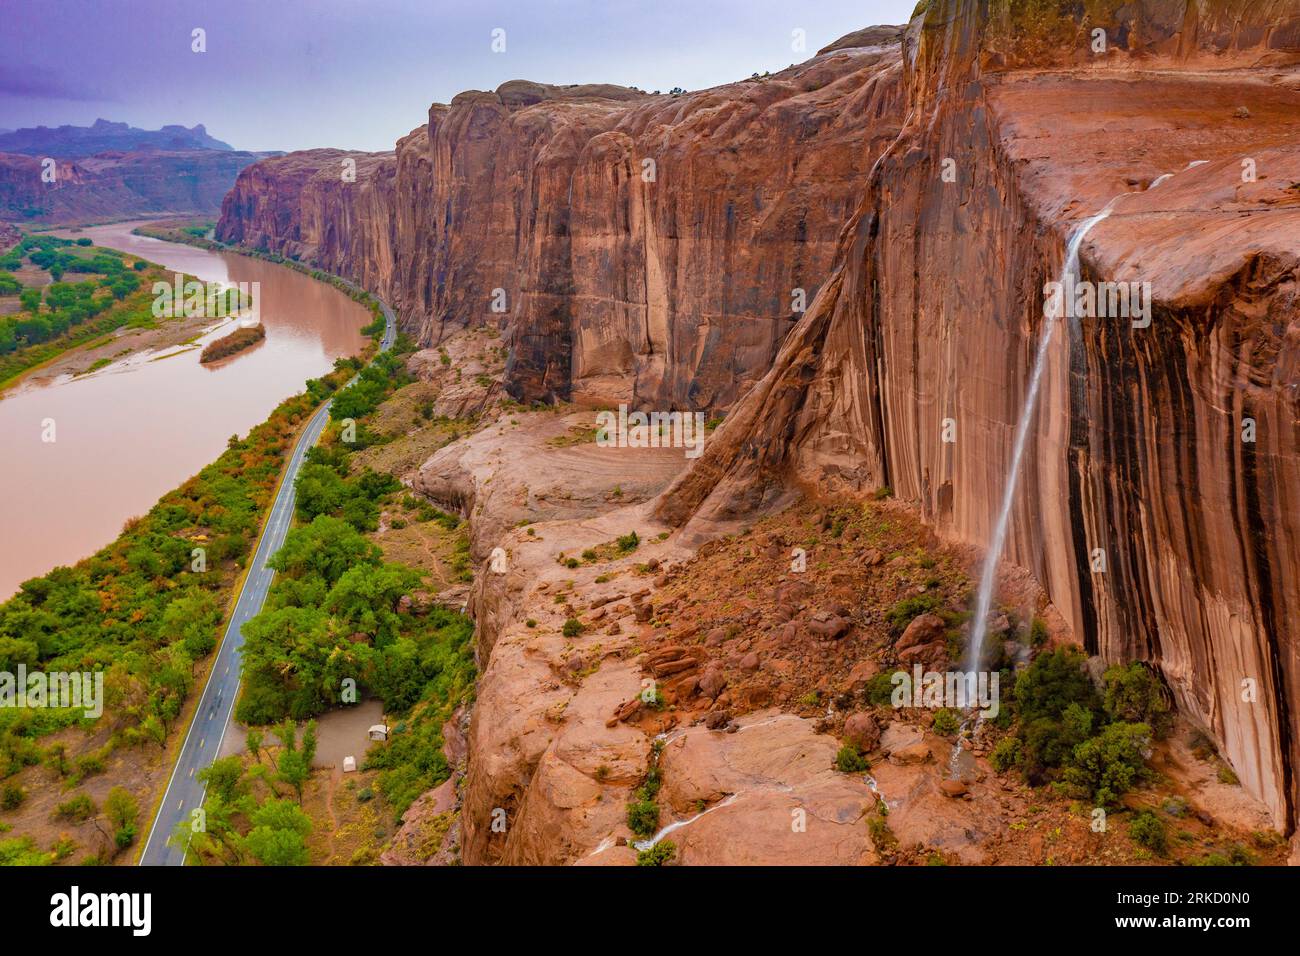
left=0, top=120, right=270, bottom=225
left=0, top=119, right=234, bottom=157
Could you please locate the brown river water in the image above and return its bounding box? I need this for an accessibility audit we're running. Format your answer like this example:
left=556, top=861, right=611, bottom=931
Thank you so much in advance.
left=0, top=221, right=368, bottom=598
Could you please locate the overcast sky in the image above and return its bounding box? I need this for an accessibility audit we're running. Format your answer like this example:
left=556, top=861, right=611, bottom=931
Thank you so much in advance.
left=1, top=0, right=918, bottom=152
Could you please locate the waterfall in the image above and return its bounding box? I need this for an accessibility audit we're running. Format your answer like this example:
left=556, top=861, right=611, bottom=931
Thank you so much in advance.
left=963, top=203, right=1115, bottom=673
left=631, top=792, right=742, bottom=851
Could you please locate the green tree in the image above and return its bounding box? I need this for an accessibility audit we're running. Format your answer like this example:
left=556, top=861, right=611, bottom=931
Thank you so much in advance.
left=1064, top=722, right=1153, bottom=806
left=198, top=756, right=246, bottom=803
left=103, top=786, right=139, bottom=850
left=242, top=799, right=311, bottom=865
left=162, top=591, right=222, bottom=659
left=324, top=562, right=419, bottom=645
left=1103, top=663, right=1172, bottom=737
left=235, top=606, right=333, bottom=724
left=301, top=720, right=317, bottom=767
left=277, top=749, right=309, bottom=804
left=1014, top=646, right=1098, bottom=723
left=293, top=463, right=350, bottom=522
left=269, top=515, right=380, bottom=588
left=245, top=728, right=264, bottom=765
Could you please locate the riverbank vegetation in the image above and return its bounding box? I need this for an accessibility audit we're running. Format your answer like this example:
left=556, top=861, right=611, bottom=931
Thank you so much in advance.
left=0, top=233, right=165, bottom=387
left=0, top=345, right=362, bottom=863
left=170, top=724, right=318, bottom=865
left=199, top=323, right=265, bottom=363
left=234, top=339, right=475, bottom=828
left=1, top=225, right=454, bottom=863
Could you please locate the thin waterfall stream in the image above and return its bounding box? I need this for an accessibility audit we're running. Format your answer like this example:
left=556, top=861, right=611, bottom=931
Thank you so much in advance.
left=963, top=202, right=1117, bottom=676
left=945, top=201, right=1118, bottom=774
left=945, top=169, right=1196, bottom=775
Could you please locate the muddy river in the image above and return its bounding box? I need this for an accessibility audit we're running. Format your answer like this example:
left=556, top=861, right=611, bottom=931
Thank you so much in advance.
left=0, top=221, right=369, bottom=597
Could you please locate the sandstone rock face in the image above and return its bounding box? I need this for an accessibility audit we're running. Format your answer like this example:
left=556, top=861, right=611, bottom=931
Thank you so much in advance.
left=655, top=0, right=1300, bottom=830
left=217, top=43, right=906, bottom=413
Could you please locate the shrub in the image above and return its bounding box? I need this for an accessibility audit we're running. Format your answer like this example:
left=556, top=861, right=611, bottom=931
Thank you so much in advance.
left=616, top=531, right=640, bottom=553
left=1103, top=663, right=1172, bottom=737
left=636, top=841, right=676, bottom=866
left=1063, top=721, right=1152, bottom=806
left=199, top=323, right=265, bottom=363
left=626, top=767, right=662, bottom=838
left=865, top=670, right=904, bottom=708
left=1014, top=646, right=1099, bottom=724
left=1129, top=810, right=1168, bottom=854
left=886, top=593, right=942, bottom=633
left=835, top=741, right=870, bottom=773
left=74, top=753, right=106, bottom=779
left=1, top=783, right=25, bottom=810
left=989, top=736, right=1022, bottom=773
left=866, top=812, right=896, bottom=850
left=1019, top=702, right=1094, bottom=785
left=1029, top=617, right=1049, bottom=647
left=103, top=786, right=139, bottom=851
left=626, top=798, right=659, bottom=838
left=562, top=618, right=582, bottom=638
left=55, top=793, right=96, bottom=822
left=932, top=708, right=960, bottom=736
left=0, top=836, right=47, bottom=866
left=1191, top=843, right=1254, bottom=867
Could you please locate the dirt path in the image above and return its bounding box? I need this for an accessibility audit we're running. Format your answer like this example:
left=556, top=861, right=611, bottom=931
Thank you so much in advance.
left=321, top=770, right=341, bottom=864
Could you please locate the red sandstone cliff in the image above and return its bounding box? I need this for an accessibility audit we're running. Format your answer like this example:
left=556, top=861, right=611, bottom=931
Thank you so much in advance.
left=217, top=39, right=906, bottom=413
left=215, top=1, right=1300, bottom=853
left=657, top=0, right=1300, bottom=830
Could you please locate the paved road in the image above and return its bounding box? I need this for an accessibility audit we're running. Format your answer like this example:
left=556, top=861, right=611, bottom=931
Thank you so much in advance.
left=139, top=297, right=394, bottom=865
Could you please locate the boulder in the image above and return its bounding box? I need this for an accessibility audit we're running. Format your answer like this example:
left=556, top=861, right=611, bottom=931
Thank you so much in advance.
left=698, top=665, right=728, bottom=699
left=809, top=610, right=851, bottom=640
left=843, top=712, right=881, bottom=752
left=939, top=779, right=969, bottom=798
left=890, top=742, right=934, bottom=766
left=896, top=613, right=946, bottom=651
left=838, top=659, right=880, bottom=694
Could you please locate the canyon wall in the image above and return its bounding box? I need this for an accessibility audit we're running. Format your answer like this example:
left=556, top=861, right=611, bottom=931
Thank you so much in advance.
left=217, top=39, right=906, bottom=413
left=658, top=0, right=1300, bottom=829
left=214, top=0, right=1300, bottom=842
